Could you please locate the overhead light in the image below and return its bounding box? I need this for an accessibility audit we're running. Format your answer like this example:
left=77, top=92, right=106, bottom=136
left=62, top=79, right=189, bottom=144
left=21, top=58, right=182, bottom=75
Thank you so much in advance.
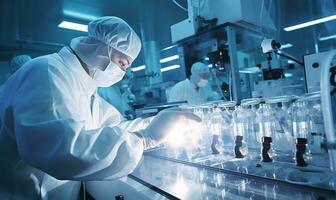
left=239, top=70, right=258, bottom=74
left=131, top=65, right=146, bottom=72
left=319, top=34, right=336, bottom=41
left=160, top=55, right=179, bottom=63
left=162, top=45, right=177, bottom=51
left=204, top=57, right=210, bottom=61
left=280, top=43, right=293, bottom=49
left=284, top=15, right=336, bottom=31
left=63, top=10, right=99, bottom=21
left=284, top=73, right=293, bottom=77
left=239, top=67, right=261, bottom=74
left=287, top=60, right=295, bottom=64
left=58, top=21, right=87, bottom=32
left=208, top=64, right=213, bottom=68
left=161, top=65, right=180, bottom=72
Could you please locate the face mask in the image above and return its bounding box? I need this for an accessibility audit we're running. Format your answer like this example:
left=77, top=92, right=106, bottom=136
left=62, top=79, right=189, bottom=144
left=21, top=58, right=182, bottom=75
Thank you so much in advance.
left=93, top=62, right=125, bottom=87
left=197, top=79, right=208, bottom=87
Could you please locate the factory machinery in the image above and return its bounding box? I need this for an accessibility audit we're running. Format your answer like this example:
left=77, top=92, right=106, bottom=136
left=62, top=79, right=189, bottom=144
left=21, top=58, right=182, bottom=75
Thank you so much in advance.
left=86, top=1, right=336, bottom=199
left=86, top=50, right=336, bottom=200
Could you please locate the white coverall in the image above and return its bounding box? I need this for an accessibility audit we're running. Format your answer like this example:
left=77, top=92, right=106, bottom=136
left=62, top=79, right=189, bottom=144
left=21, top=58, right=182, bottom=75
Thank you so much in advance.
left=0, top=47, right=146, bottom=199
left=168, top=79, right=213, bottom=105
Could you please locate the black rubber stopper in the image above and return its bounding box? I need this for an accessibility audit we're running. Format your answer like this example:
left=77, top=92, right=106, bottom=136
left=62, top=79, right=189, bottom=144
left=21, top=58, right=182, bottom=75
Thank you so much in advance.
left=261, top=136, right=273, bottom=162
left=234, top=135, right=244, bottom=158
left=296, top=138, right=308, bottom=167
left=115, top=195, right=124, bottom=200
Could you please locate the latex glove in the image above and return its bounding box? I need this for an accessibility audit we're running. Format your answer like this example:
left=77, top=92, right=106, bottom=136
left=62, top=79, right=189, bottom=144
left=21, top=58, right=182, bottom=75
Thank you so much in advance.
left=136, top=108, right=201, bottom=149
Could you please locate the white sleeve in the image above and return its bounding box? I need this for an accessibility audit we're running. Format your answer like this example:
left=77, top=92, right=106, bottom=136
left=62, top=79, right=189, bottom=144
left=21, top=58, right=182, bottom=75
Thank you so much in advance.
left=117, top=117, right=155, bottom=133
left=13, top=63, right=143, bottom=181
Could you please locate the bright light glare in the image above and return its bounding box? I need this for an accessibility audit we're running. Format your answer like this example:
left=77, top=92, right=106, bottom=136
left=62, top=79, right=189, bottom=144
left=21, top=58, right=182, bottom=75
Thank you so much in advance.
left=169, top=178, right=189, bottom=199
left=284, top=15, right=336, bottom=31
left=161, top=65, right=180, bottom=72
left=164, top=119, right=201, bottom=149
left=160, top=55, right=179, bottom=63
left=58, top=21, right=88, bottom=32
left=131, top=65, right=146, bottom=72
left=165, top=131, right=185, bottom=148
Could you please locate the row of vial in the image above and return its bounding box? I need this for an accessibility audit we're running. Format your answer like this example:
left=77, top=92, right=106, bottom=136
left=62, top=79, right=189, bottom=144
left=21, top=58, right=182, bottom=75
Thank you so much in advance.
left=181, top=91, right=326, bottom=167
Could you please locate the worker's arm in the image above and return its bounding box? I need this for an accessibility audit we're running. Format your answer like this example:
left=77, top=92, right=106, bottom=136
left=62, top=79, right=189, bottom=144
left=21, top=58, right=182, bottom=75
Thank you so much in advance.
left=96, top=92, right=154, bottom=133
left=117, top=117, right=154, bottom=133
left=13, top=60, right=143, bottom=181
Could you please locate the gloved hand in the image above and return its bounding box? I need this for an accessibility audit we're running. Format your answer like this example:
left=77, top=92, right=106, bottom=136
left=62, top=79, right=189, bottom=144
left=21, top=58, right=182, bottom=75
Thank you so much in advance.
left=136, top=108, right=201, bottom=149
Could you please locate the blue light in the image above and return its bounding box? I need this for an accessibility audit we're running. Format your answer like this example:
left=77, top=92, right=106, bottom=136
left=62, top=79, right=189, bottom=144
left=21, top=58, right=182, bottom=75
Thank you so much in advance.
left=63, top=10, right=99, bottom=21
left=58, top=21, right=88, bottom=32
left=319, top=34, right=336, bottom=41
left=131, top=65, right=146, bottom=72
left=162, top=45, right=177, bottom=51
left=160, top=55, right=179, bottom=63
left=161, top=65, right=180, bottom=72
left=284, top=15, right=336, bottom=31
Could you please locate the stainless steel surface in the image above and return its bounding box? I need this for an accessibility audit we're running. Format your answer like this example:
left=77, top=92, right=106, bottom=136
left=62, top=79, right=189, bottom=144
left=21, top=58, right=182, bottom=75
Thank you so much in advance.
left=146, top=148, right=334, bottom=188
left=86, top=176, right=170, bottom=200
left=131, top=154, right=335, bottom=200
